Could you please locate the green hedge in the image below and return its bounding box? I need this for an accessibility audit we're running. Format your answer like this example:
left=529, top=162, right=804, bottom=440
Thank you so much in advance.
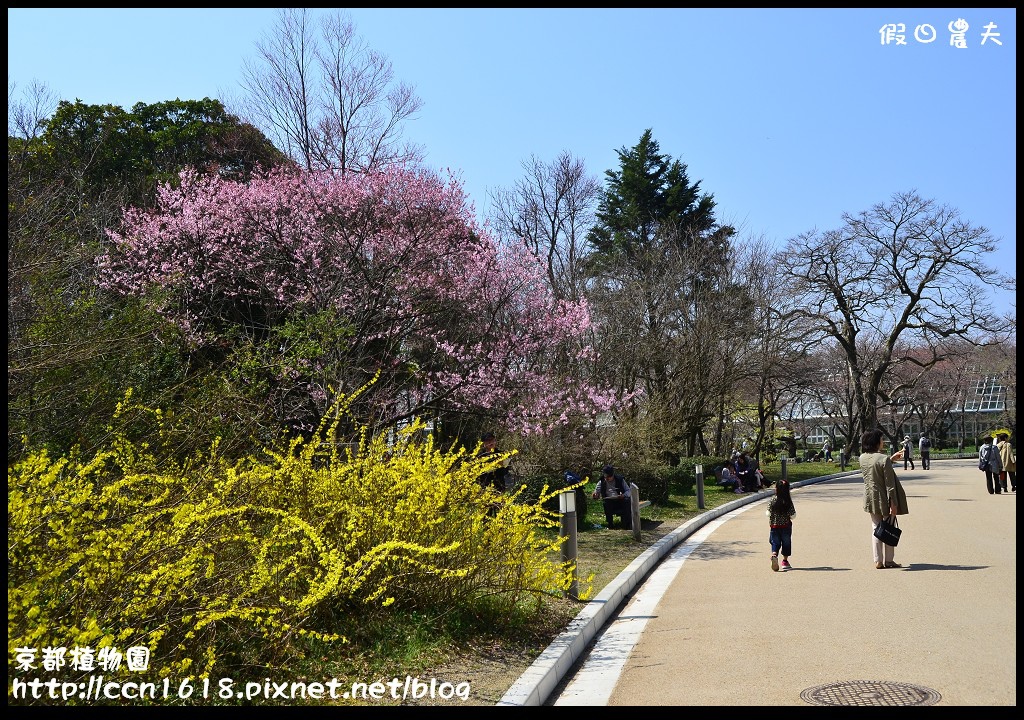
left=612, top=457, right=726, bottom=504
left=517, top=473, right=590, bottom=529
left=520, top=457, right=738, bottom=516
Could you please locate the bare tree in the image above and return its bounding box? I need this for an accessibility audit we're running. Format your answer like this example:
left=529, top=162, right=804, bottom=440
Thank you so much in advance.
left=876, top=353, right=921, bottom=443
left=317, top=13, right=423, bottom=174
left=239, top=9, right=318, bottom=169
left=810, top=343, right=860, bottom=452
left=8, top=77, right=57, bottom=140
left=488, top=151, right=601, bottom=302
left=997, top=342, right=1017, bottom=437
left=239, top=9, right=423, bottom=173
left=732, top=236, right=822, bottom=460
left=901, top=339, right=982, bottom=443
left=588, top=225, right=749, bottom=461
left=781, top=190, right=1015, bottom=451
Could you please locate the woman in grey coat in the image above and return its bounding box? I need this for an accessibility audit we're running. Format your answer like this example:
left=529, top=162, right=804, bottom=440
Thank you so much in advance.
left=860, top=429, right=910, bottom=569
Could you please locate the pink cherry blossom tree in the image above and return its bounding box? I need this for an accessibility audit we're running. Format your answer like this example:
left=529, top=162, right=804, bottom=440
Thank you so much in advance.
left=98, top=165, right=616, bottom=439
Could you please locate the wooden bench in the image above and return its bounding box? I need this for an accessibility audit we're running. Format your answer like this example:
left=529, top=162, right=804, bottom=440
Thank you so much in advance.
left=630, top=482, right=650, bottom=540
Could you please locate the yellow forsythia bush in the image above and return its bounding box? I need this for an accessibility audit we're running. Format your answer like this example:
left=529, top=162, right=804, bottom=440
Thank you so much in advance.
left=8, top=388, right=581, bottom=696
left=255, top=415, right=581, bottom=614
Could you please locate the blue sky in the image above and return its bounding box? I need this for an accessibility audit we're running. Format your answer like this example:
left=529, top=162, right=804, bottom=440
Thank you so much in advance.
left=8, top=8, right=1016, bottom=315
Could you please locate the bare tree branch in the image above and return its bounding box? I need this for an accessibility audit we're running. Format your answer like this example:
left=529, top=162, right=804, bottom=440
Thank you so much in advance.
left=239, top=9, right=424, bottom=174
left=780, top=189, right=1014, bottom=448
left=489, top=151, right=601, bottom=302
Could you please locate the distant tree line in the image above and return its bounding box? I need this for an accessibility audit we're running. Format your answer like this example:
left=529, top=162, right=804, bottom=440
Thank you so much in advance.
left=8, top=9, right=1015, bottom=473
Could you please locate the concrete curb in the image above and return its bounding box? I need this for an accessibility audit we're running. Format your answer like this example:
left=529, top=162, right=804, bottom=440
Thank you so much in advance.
left=498, top=469, right=859, bottom=706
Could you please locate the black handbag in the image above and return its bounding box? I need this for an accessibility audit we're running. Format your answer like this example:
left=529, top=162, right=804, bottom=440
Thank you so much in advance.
left=873, top=515, right=902, bottom=546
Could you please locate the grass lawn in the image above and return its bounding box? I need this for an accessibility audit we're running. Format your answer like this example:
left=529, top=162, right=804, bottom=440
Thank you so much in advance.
left=554, top=458, right=855, bottom=597
left=560, top=451, right=972, bottom=597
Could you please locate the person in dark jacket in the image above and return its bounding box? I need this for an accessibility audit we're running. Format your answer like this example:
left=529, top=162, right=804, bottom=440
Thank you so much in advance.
left=918, top=434, right=932, bottom=470
left=477, top=432, right=509, bottom=492
left=979, top=435, right=1003, bottom=495
left=592, top=465, right=631, bottom=529
left=733, top=454, right=757, bottom=492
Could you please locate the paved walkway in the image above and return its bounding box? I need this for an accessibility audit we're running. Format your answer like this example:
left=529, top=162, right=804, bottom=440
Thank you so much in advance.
left=501, top=458, right=1016, bottom=706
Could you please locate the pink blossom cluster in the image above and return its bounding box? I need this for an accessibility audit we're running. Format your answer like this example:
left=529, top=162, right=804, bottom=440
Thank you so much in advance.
left=98, top=165, right=616, bottom=434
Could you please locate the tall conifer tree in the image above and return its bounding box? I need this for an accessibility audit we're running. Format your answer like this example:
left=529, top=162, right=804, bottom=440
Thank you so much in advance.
left=587, top=128, right=730, bottom=267
left=584, top=129, right=741, bottom=460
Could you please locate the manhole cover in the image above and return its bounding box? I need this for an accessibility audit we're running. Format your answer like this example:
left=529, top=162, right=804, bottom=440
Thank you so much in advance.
left=801, top=680, right=941, bottom=706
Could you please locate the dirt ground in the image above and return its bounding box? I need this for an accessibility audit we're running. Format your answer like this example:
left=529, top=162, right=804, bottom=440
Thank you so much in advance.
left=404, top=515, right=688, bottom=706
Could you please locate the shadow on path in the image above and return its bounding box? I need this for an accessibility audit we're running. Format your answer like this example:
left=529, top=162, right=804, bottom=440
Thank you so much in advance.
left=902, top=563, right=989, bottom=571
left=784, top=566, right=852, bottom=572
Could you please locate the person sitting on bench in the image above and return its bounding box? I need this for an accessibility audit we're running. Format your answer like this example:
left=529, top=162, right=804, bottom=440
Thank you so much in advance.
left=593, top=464, right=631, bottom=529
left=717, top=464, right=743, bottom=494
left=733, top=453, right=759, bottom=492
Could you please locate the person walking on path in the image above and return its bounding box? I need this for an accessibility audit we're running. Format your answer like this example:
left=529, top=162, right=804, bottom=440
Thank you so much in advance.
left=860, top=428, right=909, bottom=569
left=919, top=433, right=932, bottom=470
left=901, top=435, right=916, bottom=470
left=996, top=433, right=1016, bottom=492
left=766, top=479, right=797, bottom=571
left=979, top=435, right=1004, bottom=494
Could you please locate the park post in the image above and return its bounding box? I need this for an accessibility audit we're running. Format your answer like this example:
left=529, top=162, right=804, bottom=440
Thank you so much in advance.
left=780, top=455, right=788, bottom=483
left=629, top=482, right=642, bottom=541
left=695, top=463, right=705, bottom=510
left=559, top=491, right=579, bottom=600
